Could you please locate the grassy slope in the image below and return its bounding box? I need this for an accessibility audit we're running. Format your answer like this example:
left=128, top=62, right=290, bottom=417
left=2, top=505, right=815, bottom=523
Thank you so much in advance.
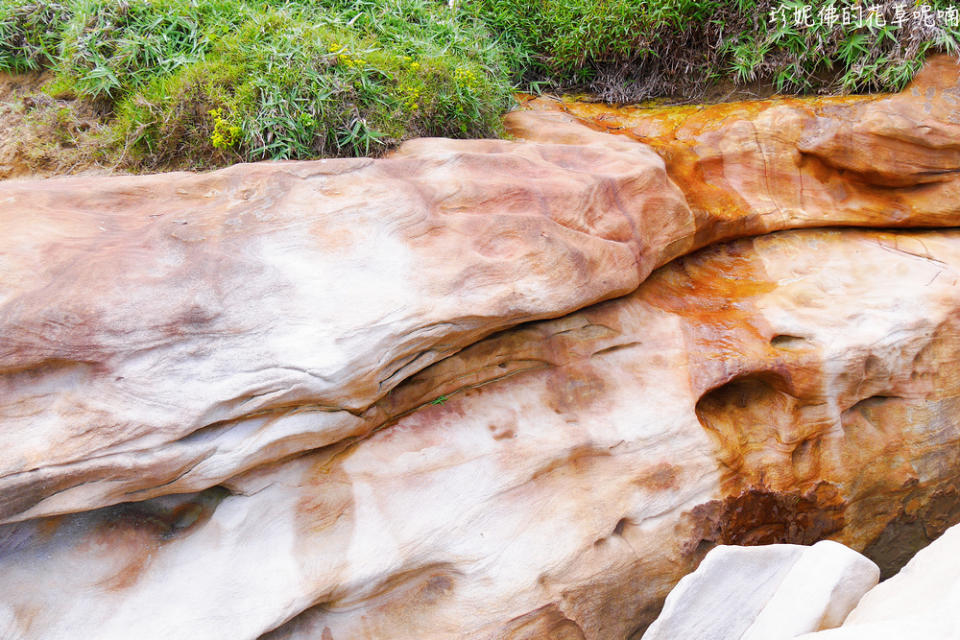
left=1, top=0, right=959, bottom=172
left=1, top=0, right=513, bottom=169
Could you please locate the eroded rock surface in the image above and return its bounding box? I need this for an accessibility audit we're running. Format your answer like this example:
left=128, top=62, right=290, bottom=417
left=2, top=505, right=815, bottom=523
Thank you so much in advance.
left=6, top=57, right=960, bottom=528
left=3, top=229, right=960, bottom=639
left=0, top=132, right=690, bottom=523
left=4, top=54, right=960, bottom=640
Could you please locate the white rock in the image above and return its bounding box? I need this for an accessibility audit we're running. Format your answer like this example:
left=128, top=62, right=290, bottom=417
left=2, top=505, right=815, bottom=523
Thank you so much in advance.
left=793, top=618, right=959, bottom=640
left=796, top=523, right=960, bottom=639
left=642, top=544, right=806, bottom=640
left=742, top=540, right=878, bottom=639
left=644, top=540, right=878, bottom=640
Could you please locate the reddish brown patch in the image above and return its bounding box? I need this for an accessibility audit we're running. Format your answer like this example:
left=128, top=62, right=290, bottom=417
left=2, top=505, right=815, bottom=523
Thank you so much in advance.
left=544, top=365, right=608, bottom=415
left=34, top=515, right=64, bottom=542
left=863, top=478, right=960, bottom=578
left=689, top=484, right=845, bottom=548
left=635, top=462, right=679, bottom=492
left=488, top=422, right=516, bottom=440
left=95, top=528, right=159, bottom=591
left=89, top=487, right=229, bottom=592
left=529, top=445, right=614, bottom=482
left=296, top=447, right=356, bottom=538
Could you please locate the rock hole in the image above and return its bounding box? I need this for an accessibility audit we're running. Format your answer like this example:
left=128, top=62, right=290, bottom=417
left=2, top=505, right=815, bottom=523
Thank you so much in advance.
left=613, top=517, right=629, bottom=536
left=770, top=334, right=808, bottom=349
left=694, top=373, right=796, bottom=472
left=591, top=341, right=643, bottom=358
left=790, top=437, right=821, bottom=480
left=847, top=394, right=902, bottom=413
left=864, top=354, right=884, bottom=376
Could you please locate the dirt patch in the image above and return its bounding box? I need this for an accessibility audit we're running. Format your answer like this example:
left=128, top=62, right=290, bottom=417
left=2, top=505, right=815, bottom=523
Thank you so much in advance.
left=0, top=72, right=117, bottom=182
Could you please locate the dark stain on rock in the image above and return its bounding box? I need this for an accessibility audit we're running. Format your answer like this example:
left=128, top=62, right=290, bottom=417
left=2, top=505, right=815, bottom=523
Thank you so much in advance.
left=345, top=563, right=459, bottom=613
left=590, top=340, right=642, bottom=359
left=1, top=458, right=160, bottom=525
left=635, top=462, right=679, bottom=492
left=85, top=486, right=230, bottom=592
left=612, top=517, right=629, bottom=537
left=862, top=479, right=960, bottom=578
left=770, top=334, right=809, bottom=350
left=529, top=444, right=613, bottom=482
left=488, top=422, right=516, bottom=440
left=289, top=443, right=359, bottom=567
left=688, top=484, right=845, bottom=548
left=261, top=563, right=460, bottom=638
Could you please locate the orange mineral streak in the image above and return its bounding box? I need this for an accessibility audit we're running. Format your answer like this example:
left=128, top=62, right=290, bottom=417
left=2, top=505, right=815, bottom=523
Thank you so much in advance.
left=509, top=55, right=960, bottom=252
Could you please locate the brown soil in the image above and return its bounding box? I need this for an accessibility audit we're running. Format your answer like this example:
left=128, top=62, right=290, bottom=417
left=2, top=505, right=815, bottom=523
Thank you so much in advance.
left=0, top=72, right=117, bottom=182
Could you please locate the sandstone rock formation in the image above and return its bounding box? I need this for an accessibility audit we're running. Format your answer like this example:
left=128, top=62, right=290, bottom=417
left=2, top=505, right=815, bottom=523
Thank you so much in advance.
left=6, top=56, right=960, bottom=528
left=0, top=133, right=690, bottom=523
left=3, top=228, right=960, bottom=639
left=3, top=56, right=960, bottom=640
left=642, top=541, right=878, bottom=640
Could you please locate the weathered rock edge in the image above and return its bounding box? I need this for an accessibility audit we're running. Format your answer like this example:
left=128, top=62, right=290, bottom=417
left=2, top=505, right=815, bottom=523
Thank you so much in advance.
left=511, top=55, right=960, bottom=243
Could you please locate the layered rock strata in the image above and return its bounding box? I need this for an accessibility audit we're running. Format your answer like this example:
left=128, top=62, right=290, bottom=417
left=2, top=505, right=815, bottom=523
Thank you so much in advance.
left=3, top=228, right=960, bottom=639
left=511, top=55, right=960, bottom=243
left=0, top=132, right=690, bottom=523
left=6, top=56, right=960, bottom=527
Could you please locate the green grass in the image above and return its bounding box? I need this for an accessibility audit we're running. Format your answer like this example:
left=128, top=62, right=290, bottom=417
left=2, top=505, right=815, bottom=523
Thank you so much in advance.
left=715, top=1, right=960, bottom=95
left=467, top=0, right=960, bottom=100
left=1, top=0, right=959, bottom=170
left=111, top=2, right=510, bottom=166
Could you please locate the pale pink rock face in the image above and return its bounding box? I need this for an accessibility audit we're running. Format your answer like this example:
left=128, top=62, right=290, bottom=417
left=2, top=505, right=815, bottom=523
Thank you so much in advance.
left=3, top=55, right=960, bottom=640
left=0, top=134, right=691, bottom=524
